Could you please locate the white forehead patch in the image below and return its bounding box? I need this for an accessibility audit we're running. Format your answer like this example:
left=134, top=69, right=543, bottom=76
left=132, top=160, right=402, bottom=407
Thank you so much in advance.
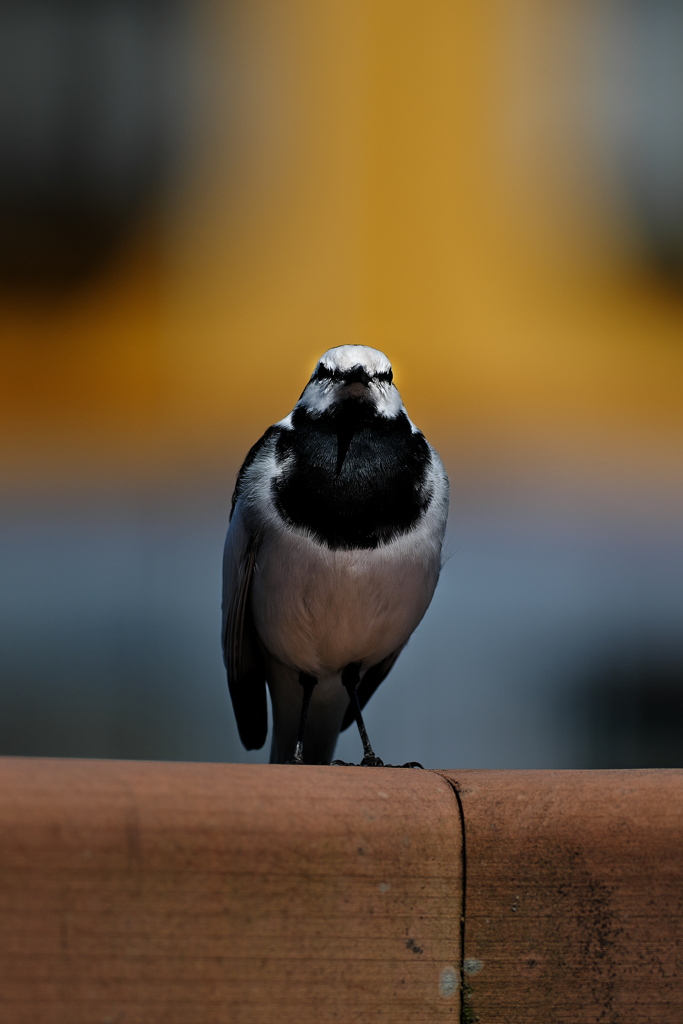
left=298, top=343, right=413, bottom=424
left=317, top=345, right=392, bottom=376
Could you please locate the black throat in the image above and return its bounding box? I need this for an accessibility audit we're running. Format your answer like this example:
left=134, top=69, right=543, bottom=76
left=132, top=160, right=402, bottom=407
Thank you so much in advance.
left=272, top=400, right=432, bottom=550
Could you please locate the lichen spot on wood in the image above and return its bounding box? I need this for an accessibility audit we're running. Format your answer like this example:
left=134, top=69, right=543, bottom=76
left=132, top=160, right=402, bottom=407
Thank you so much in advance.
left=439, top=966, right=459, bottom=999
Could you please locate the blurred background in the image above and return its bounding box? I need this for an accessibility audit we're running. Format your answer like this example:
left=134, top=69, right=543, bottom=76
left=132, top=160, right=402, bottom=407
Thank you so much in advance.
left=1, top=0, right=683, bottom=769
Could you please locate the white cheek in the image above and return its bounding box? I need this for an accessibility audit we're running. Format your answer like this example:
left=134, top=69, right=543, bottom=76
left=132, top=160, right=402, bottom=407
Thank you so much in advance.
left=298, top=379, right=406, bottom=422
left=372, top=383, right=405, bottom=420
left=298, top=383, right=335, bottom=416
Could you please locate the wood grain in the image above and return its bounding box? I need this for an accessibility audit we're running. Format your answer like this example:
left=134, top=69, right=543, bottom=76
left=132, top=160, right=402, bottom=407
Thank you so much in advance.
left=441, top=769, right=683, bottom=1024
left=0, top=759, right=462, bottom=1024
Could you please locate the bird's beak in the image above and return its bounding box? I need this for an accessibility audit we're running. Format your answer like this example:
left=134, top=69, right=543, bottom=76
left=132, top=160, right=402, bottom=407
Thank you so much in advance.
left=340, top=364, right=372, bottom=399
left=343, top=382, right=370, bottom=399
left=344, top=365, right=371, bottom=386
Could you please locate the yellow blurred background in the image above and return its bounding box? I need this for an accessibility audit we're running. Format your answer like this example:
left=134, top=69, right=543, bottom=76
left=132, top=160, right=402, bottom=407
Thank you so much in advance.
left=1, top=0, right=682, bottom=767
left=3, top=0, right=682, bottom=486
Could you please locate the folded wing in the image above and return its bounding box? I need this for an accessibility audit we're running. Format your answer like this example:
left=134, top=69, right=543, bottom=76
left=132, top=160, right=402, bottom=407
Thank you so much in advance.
left=221, top=502, right=268, bottom=749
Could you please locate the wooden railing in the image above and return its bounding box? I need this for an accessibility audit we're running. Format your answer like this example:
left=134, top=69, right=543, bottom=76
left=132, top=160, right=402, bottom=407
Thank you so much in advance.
left=0, top=758, right=680, bottom=1023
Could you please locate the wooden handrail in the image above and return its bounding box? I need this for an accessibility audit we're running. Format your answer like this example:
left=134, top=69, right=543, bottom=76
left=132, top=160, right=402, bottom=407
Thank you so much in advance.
left=0, top=759, right=680, bottom=1023
left=440, top=768, right=683, bottom=1023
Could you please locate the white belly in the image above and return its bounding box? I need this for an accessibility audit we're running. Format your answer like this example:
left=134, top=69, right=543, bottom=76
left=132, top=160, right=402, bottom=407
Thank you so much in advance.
left=250, top=525, right=442, bottom=676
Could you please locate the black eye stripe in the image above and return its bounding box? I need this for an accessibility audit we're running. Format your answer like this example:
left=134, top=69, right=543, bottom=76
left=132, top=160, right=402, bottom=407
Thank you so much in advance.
left=313, top=365, right=342, bottom=381
left=312, top=365, right=393, bottom=384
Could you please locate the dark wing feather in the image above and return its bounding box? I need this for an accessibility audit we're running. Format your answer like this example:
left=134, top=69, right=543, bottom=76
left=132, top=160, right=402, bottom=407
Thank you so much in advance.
left=221, top=514, right=267, bottom=749
left=222, top=428, right=279, bottom=750
left=340, top=647, right=404, bottom=731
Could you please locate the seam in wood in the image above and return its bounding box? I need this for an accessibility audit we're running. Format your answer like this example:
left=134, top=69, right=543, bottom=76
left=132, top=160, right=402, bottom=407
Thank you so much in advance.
left=434, top=771, right=468, bottom=1024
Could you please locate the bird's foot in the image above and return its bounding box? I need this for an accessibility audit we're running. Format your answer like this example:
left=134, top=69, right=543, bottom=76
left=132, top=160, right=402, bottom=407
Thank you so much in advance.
left=360, top=754, right=385, bottom=767
left=321, top=758, right=423, bottom=768
left=326, top=758, right=384, bottom=766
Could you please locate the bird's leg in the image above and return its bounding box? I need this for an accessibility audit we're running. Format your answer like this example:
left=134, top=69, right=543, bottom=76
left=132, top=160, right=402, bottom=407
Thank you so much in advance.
left=341, top=663, right=384, bottom=767
left=291, top=672, right=317, bottom=765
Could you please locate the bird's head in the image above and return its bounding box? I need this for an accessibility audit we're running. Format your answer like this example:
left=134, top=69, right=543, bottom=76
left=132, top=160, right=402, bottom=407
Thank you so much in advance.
left=297, top=345, right=403, bottom=419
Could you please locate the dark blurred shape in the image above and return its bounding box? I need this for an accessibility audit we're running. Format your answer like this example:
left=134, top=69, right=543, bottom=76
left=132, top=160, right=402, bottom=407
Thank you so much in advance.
left=604, top=0, right=683, bottom=279
left=577, top=648, right=683, bottom=768
left=0, top=0, right=195, bottom=288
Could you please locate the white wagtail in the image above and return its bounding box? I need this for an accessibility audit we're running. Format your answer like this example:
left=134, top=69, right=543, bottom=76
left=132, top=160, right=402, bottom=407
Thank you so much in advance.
left=222, top=345, right=449, bottom=766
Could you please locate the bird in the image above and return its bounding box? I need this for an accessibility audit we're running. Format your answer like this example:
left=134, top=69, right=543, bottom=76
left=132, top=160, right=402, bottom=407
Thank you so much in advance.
left=221, top=344, right=449, bottom=766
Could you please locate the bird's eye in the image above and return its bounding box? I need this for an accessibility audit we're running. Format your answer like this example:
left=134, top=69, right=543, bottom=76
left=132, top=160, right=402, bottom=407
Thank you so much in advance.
left=376, top=370, right=393, bottom=384
left=313, top=364, right=343, bottom=382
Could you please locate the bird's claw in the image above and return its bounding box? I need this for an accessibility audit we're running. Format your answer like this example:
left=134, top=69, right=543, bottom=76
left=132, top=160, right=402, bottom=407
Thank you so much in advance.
left=326, top=757, right=422, bottom=768
left=327, top=758, right=383, bottom=766
left=360, top=754, right=385, bottom=767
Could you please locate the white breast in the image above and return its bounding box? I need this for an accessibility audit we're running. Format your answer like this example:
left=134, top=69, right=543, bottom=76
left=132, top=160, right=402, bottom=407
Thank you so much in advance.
left=250, top=517, right=444, bottom=676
